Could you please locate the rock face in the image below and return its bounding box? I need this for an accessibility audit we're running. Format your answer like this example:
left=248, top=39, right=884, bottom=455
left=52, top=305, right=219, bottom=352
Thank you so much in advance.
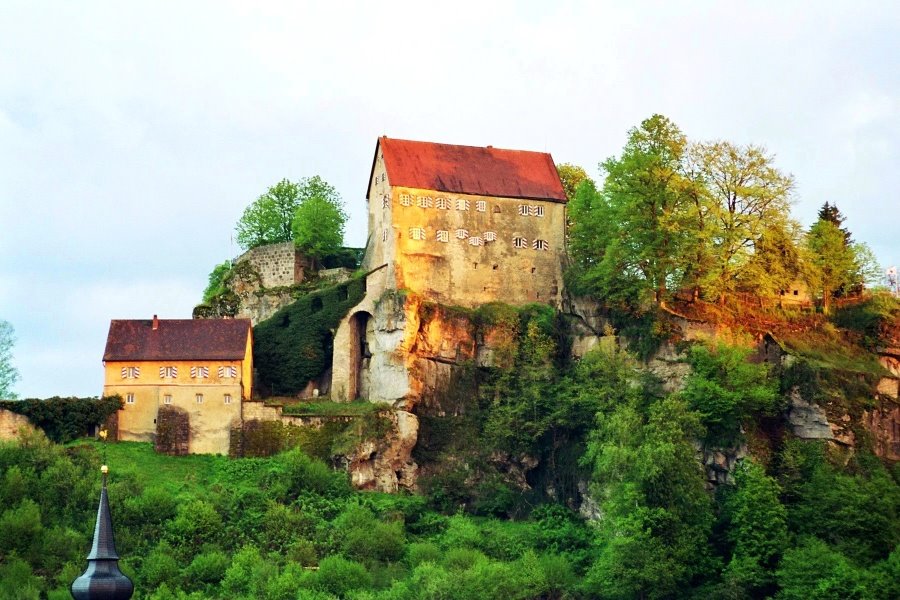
left=698, top=441, right=749, bottom=487
left=787, top=387, right=834, bottom=440
left=344, top=410, right=419, bottom=492
left=0, top=409, right=35, bottom=441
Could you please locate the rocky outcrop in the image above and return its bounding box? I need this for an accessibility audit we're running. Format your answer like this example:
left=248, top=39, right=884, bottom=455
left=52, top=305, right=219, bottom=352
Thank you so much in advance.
left=786, top=387, right=834, bottom=440
left=0, top=408, right=35, bottom=441
left=344, top=410, right=419, bottom=492
left=698, top=442, right=749, bottom=487
left=646, top=343, right=692, bottom=394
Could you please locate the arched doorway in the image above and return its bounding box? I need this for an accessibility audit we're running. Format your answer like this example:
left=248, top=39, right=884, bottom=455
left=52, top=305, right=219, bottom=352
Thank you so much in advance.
left=348, top=311, right=374, bottom=400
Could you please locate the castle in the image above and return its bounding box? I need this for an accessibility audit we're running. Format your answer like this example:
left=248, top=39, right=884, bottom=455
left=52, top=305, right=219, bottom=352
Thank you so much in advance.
left=102, top=136, right=568, bottom=454
left=329, top=136, right=568, bottom=402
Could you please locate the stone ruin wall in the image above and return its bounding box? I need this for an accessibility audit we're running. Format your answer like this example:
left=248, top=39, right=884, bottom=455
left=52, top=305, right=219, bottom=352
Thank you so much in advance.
left=235, top=242, right=303, bottom=288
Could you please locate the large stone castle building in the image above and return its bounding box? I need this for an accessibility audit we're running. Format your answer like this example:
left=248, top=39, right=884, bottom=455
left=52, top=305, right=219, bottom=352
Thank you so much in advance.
left=331, top=137, right=568, bottom=403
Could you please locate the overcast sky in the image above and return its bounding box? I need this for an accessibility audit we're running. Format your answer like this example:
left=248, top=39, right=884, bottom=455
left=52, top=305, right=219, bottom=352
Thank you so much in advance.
left=1, top=1, right=898, bottom=398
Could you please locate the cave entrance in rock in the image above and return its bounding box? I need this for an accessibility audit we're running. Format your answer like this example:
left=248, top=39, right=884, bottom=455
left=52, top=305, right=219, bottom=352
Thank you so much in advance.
left=348, top=311, right=374, bottom=400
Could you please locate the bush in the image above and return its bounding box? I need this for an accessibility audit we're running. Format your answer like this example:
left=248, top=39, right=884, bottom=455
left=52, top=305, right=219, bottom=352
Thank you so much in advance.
left=0, top=396, right=122, bottom=443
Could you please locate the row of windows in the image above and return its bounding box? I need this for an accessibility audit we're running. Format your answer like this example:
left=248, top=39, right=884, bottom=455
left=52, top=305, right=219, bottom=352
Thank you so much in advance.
left=125, top=393, right=233, bottom=405
left=404, top=228, right=549, bottom=250
left=394, top=193, right=545, bottom=217
left=120, top=365, right=237, bottom=380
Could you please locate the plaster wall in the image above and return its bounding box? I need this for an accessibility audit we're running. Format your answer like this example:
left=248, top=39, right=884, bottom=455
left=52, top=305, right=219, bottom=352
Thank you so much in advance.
left=104, top=356, right=249, bottom=454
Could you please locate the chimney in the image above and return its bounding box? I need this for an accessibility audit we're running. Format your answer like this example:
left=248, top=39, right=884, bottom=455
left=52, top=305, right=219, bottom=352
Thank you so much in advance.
left=152, top=315, right=159, bottom=331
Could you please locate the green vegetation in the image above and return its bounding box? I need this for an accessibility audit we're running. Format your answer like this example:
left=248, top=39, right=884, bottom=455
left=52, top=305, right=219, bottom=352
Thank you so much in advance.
left=253, top=277, right=366, bottom=396
left=202, top=261, right=233, bottom=303
left=0, top=320, right=18, bottom=400
left=0, top=396, right=122, bottom=443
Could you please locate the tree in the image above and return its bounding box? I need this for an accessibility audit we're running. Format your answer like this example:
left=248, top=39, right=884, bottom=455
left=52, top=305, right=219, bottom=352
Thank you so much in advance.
left=0, top=320, right=19, bottom=400
left=202, top=262, right=233, bottom=302
left=235, top=179, right=302, bottom=250
left=806, top=219, right=858, bottom=314
left=692, top=141, right=794, bottom=302
left=740, top=219, right=805, bottom=299
left=818, top=202, right=852, bottom=245
left=568, top=115, right=702, bottom=307
left=556, top=163, right=594, bottom=201
left=584, top=395, right=715, bottom=598
left=291, top=176, right=347, bottom=268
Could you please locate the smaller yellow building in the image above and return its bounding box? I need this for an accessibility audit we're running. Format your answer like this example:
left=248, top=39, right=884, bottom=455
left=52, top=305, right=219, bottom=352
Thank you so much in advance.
left=102, top=315, right=253, bottom=454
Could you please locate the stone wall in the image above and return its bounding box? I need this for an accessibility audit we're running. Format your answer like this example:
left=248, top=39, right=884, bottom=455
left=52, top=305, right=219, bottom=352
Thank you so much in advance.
left=235, top=242, right=304, bottom=288
left=0, top=408, right=35, bottom=440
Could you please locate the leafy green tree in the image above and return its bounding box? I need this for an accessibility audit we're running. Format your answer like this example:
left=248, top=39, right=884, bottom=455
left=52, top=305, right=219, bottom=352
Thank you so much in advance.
left=0, top=320, right=19, bottom=399
left=680, top=343, right=778, bottom=444
left=692, top=141, right=794, bottom=302
left=806, top=218, right=859, bottom=314
left=584, top=395, right=715, bottom=598
left=776, top=537, right=873, bottom=600
left=555, top=162, right=594, bottom=201
left=201, top=261, right=233, bottom=302
left=740, top=219, right=806, bottom=300
left=291, top=176, right=347, bottom=268
left=722, top=460, right=788, bottom=594
left=235, top=178, right=302, bottom=249
left=568, top=115, right=702, bottom=306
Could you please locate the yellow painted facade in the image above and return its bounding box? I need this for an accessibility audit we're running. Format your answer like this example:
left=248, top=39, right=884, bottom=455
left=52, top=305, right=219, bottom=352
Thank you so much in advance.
left=102, top=334, right=253, bottom=455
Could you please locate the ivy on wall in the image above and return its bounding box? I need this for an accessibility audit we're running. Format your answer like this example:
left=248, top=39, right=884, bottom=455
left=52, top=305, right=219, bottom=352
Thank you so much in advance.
left=253, top=277, right=366, bottom=396
left=0, top=396, right=123, bottom=443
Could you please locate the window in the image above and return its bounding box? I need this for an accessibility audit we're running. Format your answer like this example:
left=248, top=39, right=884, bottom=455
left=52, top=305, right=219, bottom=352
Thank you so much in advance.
left=382, top=228, right=388, bottom=242
left=190, top=366, right=209, bottom=379
left=218, top=366, right=238, bottom=378
left=513, top=236, right=528, bottom=249
left=436, top=230, right=450, bottom=242
left=484, top=231, right=497, bottom=242
left=399, top=193, right=412, bottom=206
left=493, top=205, right=501, bottom=213
left=468, top=236, right=483, bottom=246
left=126, top=393, right=135, bottom=404
left=409, top=227, right=426, bottom=240
left=224, top=394, right=232, bottom=405
left=382, top=195, right=389, bottom=209
left=518, top=205, right=530, bottom=216
left=417, top=196, right=433, bottom=208
left=435, top=197, right=451, bottom=209
left=196, top=394, right=204, bottom=404
left=475, top=200, right=487, bottom=212
left=159, top=366, right=177, bottom=378
left=381, top=173, right=386, bottom=182
left=456, top=198, right=470, bottom=211
left=121, top=366, right=140, bottom=379
left=530, top=205, right=544, bottom=217
left=163, top=394, right=172, bottom=405
left=533, top=239, right=549, bottom=251
left=455, top=228, right=469, bottom=240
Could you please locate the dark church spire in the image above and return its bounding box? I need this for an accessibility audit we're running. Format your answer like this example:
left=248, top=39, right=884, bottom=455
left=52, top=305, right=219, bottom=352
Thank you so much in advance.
left=71, top=465, right=134, bottom=600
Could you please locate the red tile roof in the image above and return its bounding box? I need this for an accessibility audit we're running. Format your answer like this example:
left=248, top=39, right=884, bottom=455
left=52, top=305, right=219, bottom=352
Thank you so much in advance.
left=103, top=319, right=251, bottom=362
left=371, top=136, right=567, bottom=202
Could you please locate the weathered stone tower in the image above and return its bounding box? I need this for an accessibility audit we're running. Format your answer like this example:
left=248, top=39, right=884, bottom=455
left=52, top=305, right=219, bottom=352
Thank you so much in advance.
left=331, top=136, right=568, bottom=403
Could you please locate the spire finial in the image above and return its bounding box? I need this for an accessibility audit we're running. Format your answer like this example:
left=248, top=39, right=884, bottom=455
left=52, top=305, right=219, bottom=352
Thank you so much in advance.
left=70, top=465, right=134, bottom=599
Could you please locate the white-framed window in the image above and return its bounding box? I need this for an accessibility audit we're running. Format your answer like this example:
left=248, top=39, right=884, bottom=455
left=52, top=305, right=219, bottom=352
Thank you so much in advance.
left=435, top=197, right=451, bottom=210
left=382, top=195, right=389, bottom=209
left=159, top=366, right=177, bottom=378
left=436, top=230, right=450, bottom=242
left=513, top=236, right=528, bottom=249
left=456, top=198, right=470, bottom=211
left=218, top=366, right=238, bottom=378
left=530, top=205, right=544, bottom=217
left=381, top=173, right=386, bottom=182
left=399, top=193, right=412, bottom=206
left=455, top=228, right=469, bottom=240
left=121, top=366, right=140, bottom=379
left=382, top=228, right=388, bottom=242
left=163, top=394, right=172, bottom=405
left=468, top=236, right=484, bottom=246
left=409, top=227, right=426, bottom=240
left=518, top=205, right=530, bottom=216
left=224, top=394, right=232, bottom=405
left=475, top=200, right=487, bottom=212
left=190, top=366, right=209, bottom=379
left=484, top=231, right=497, bottom=242
left=196, top=393, right=204, bottom=404
left=126, top=393, right=135, bottom=405
left=417, top=196, right=433, bottom=208
left=533, top=239, right=549, bottom=251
